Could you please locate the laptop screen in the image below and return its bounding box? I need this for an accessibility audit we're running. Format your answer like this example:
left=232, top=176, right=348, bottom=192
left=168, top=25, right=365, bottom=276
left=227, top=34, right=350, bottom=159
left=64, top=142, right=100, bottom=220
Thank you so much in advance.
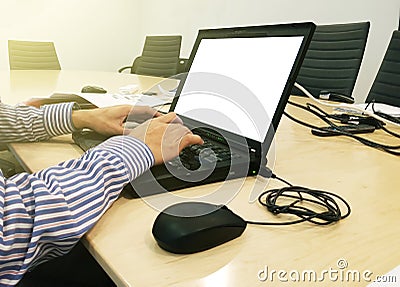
left=173, top=36, right=304, bottom=142
left=170, top=23, right=315, bottom=158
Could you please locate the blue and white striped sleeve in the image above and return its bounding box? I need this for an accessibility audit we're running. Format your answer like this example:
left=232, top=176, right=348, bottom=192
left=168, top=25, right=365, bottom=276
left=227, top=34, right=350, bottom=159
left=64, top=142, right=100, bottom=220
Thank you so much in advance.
left=0, top=102, right=76, bottom=143
left=0, top=135, right=154, bottom=286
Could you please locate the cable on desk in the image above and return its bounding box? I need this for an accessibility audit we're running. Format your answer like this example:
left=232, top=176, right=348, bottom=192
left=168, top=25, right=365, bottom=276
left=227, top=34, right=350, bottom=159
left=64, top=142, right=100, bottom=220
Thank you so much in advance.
left=303, top=101, right=400, bottom=139
left=284, top=100, right=400, bottom=156
left=365, top=100, right=400, bottom=125
left=294, top=82, right=400, bottom=128
left=366, top=101, right=400, bottom=138
left=381, top=125, right=400, bottom=139
left=301, top=103, right=384, bottom=128
left=246, top=173, right=351, bottom=226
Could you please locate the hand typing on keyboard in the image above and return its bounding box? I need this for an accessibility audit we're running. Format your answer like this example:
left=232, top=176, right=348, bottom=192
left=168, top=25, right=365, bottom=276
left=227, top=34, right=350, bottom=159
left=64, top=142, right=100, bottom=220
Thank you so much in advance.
left=129, top=112, right=204, bottom=165
left=167, top=139, right=240, bottom=171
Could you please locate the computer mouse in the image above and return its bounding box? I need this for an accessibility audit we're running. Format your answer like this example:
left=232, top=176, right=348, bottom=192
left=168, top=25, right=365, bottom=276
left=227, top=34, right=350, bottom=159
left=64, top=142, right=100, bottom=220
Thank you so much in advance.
left=81, top=85, right=107, bottom=93
left=152, top=201, right=247, bottom=254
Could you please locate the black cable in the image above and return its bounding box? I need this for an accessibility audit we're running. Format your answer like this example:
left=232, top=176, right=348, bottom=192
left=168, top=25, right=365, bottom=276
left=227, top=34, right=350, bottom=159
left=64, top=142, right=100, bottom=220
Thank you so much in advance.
left=381, top=126, right=400, bottom=138
left=271, top=173, right=292, bottom=187
left=285, top=101, right=400, bottom=155
left=302, top=103, right=400, bottom=141
left=287, top=100, right=340, bottom=128
left=246, top=174, right=351, bottom=226
left=370, top=101, right=400, bottom=125
left=368, top=102, right=400, bottom=138
left=304, top=103, right=386, bottom=129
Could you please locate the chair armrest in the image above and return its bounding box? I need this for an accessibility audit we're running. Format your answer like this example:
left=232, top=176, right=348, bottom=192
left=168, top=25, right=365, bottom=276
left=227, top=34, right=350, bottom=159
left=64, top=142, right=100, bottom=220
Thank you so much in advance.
left=177, top=58, right=189, bottom=74
left=118, top=66, right=132, bottom=73
left=118, top=56, right=143, bottom=74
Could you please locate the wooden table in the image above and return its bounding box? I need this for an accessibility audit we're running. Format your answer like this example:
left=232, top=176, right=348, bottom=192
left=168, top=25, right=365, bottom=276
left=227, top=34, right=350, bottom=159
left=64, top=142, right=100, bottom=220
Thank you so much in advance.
left=6, top=70, right=400, bottom=287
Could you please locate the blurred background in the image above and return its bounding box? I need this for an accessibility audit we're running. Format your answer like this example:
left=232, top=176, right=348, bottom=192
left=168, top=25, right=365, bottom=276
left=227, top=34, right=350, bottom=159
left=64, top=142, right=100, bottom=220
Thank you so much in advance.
left=0, top=0, right=398, bottom=102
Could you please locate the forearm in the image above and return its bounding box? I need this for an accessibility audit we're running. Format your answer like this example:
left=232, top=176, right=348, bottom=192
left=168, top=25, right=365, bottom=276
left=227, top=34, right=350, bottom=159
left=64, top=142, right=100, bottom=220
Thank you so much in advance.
left=0, top=136, right=154, bottom=286
left=0, top=103, right=76, bottom=143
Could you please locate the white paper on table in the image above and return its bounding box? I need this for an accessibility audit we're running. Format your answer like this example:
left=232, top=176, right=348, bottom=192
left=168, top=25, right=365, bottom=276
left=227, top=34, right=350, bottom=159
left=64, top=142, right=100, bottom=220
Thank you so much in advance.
left=354, top=103, right=400, bottom=116
left=76, top=92, right=171, bottom=108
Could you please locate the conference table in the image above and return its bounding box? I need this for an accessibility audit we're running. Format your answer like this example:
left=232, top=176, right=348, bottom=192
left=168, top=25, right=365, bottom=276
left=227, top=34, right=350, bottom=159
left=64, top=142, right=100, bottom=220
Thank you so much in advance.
left=4, top=70, right=400, bottom=286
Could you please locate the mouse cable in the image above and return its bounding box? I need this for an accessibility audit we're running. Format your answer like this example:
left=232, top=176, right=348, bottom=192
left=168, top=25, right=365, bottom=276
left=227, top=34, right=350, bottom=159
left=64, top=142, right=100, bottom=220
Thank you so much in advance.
left=284, top=100, right=400, bottom=156
left=294, top=82, right=400, bottom=128
left=246, top=173, right=351, bottom=226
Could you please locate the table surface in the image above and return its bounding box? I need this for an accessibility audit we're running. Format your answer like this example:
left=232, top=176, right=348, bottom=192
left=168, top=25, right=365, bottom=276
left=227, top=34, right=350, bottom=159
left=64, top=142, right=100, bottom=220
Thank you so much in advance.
left=6, top=70, right=400, bottom=287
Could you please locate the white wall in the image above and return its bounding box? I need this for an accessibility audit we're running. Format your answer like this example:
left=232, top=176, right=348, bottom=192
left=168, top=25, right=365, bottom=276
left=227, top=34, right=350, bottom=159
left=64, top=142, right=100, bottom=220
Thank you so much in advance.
left=136, top=0, right=400, bottom=102
left=0, top=0, right=141, bottom=71
left=0, top=0, right=398, bottom=102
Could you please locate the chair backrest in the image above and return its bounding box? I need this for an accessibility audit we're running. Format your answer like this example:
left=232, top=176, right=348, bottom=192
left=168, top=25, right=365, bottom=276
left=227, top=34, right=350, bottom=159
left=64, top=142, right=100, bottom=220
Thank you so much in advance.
left=133, top=35, right=182, bottom=78
left=365, top=30, right=400, bottom=107
left=8, top=40, right=61, bottom=70
left=292, top=22, right=370, bottom=98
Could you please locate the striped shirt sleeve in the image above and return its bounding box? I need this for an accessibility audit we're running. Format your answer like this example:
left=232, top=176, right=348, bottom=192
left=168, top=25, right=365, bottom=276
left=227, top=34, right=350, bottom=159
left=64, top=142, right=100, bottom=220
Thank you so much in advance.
left=0, top=135, right=154, bottom=286
left=0, top=102, right=76, bottom=143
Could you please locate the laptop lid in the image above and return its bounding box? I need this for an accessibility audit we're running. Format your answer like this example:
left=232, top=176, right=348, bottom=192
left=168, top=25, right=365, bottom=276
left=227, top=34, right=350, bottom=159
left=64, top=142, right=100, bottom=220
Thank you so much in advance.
left=170, top=22, right=315, bottom=166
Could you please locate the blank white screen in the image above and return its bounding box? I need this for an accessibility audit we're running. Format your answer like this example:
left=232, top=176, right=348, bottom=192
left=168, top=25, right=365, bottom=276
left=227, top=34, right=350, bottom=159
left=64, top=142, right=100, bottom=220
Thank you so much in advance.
left=174, top=36, right=304, bottom=142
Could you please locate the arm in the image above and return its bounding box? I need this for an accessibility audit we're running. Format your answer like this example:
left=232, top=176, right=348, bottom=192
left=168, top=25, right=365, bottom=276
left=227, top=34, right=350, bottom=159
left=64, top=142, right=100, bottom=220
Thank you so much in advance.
left=0, top=136, right=154, bottom=286
left=0, top=102, right=160, bottom=143
left=0, top=109, right=202, bottom=286
left=0, top=102, right=76, bottom=143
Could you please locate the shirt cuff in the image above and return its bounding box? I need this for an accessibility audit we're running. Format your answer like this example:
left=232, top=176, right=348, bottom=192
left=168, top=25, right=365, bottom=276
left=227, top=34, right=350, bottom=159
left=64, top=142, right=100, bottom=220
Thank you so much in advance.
left=42, top=103, right=77, bottom=137
left=95, top=136, right=155, bottom=181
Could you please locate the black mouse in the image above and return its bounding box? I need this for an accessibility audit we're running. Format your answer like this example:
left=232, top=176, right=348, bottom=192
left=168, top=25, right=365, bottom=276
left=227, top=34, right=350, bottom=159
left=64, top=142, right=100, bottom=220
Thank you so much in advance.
left=81, top=85, right=107, bottom=93
left=152, top=202, right=247, bottom=254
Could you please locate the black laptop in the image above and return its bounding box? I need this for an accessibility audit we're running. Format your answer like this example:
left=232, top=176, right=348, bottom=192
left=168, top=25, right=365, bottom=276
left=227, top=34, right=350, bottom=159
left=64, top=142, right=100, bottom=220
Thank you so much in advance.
left=73, top=22, right=315, bottom=197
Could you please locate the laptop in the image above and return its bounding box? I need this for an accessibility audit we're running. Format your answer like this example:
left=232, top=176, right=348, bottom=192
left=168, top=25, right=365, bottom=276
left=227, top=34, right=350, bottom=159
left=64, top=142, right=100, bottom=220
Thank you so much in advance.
left=73, top=22, right=315, bottom=197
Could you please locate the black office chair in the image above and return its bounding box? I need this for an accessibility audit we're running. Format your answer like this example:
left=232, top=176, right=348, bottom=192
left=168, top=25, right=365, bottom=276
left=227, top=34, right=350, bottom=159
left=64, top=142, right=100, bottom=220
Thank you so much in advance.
left=292, top=22, right=370, bottom=101
left=119, top=35, right=182, bottom=78
left=8, top=40, right=61, bottom=70
left=365, top=30, right=400, bottom=107
left=177, top=58, right=189, bottom=74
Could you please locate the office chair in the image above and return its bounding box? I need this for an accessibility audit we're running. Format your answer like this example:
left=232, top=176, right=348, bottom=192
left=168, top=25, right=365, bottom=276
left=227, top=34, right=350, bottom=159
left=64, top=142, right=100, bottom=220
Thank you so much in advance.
left=8, top=40, right=61, bottom=70
left=177, top=58, right=189, bottom=74
left=292, top=22, right=370, bottom=101
left=118, top=35, right=182, bottom=78
left=365, top=30, right=400, bottom=107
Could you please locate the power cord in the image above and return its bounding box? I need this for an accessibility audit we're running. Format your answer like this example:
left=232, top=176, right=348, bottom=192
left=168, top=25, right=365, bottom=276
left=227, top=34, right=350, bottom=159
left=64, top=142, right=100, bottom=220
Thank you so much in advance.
left=366, top=100, right=400, bottom=124
left=294, top=82, right=400, bottom=128
left=246, top=173, right=351, bottom=226
left=366, top=100, right=400, bottom=138
left=285, top=99, right=400, bottom=156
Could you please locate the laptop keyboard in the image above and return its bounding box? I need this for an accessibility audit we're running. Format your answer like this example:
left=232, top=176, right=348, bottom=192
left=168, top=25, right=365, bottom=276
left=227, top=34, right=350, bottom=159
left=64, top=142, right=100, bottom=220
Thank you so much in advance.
left=73, top=130, right=241, bottom=171
left=167, top=138, right=241, bottom=171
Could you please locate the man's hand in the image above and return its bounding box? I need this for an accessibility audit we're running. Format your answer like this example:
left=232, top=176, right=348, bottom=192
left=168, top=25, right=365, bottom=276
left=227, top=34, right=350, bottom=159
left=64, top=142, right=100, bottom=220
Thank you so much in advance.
left=129, top=112, right=204, bottom=165
left=72, top=105, right=161, bottom=136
